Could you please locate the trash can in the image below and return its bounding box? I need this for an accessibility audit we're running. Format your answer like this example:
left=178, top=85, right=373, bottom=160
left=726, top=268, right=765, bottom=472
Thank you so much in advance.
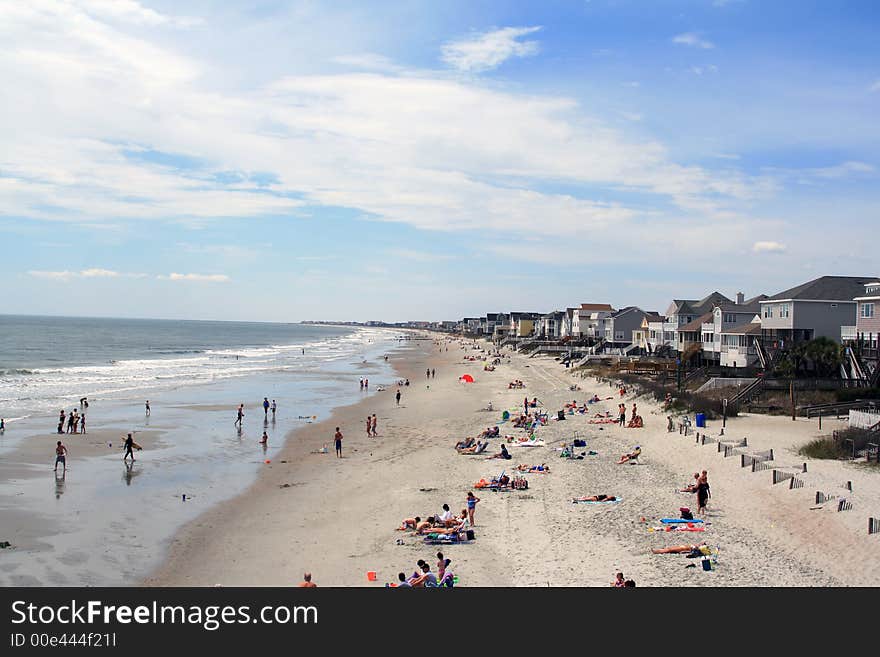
left=695, top=413, right=706, bottom=428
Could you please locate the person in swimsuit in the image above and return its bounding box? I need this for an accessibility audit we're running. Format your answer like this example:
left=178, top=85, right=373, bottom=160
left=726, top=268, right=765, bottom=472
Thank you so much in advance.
left=298, top=573, right=317, bottom=588
left=612, top=572, right=626, bottom=588
left=697, top=470, right=711, bottom=514
left=334, top=427, right=343, bottom=458
left=652, top=542, right=708, bottom=555
left=54, top=441, right=68, bottom=473
left=260, top=431, right=268, bottom=445
left=145, top=400, right=150, bottom=416
left=371, top=414, right=377, bottom=436
left=79, top=414, right=86, bottom=434
left=235, top=404, right=244, bottom=427
left=271, top=400, right=277, bottom=418
left=617, top=446, right=641, bottom=464
left=466, top=492, right=480, bottom=527
left=573, top=494, right=617, bottom=502
left=263, top=398, right=270, bottom=418
left=395, top=389, right=401, bottom=405
left=366, top=416, right=372, bottom=437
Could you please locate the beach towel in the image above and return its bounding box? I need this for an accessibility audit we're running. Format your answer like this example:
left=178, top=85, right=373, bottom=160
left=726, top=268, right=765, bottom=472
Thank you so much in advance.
left=511, top=440, right=545, bottom=447
left=649, top=525, right=705, bottom=533
left=571, top=497, right=622, bottom=504
left=660, top=518, right=704, bottom=524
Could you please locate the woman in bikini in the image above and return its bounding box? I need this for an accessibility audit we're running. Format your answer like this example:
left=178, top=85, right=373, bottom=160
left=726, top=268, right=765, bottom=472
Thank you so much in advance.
left=572, top=494, right=617, bottom=502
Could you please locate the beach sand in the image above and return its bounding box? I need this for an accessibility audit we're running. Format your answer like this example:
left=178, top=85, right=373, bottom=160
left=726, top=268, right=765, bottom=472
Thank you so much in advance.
left=148, top=336, right=880, bottom=587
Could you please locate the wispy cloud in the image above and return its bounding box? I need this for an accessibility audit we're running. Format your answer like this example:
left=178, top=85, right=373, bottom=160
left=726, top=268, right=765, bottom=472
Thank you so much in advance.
left=332, top=53, right=402, bottom=73
left=28, top=268, right=146, bottom=281
left=869, top=79, right=880, bottom=93
left=690, top=65, right=718, bottom=75
left=78, top=0, right=201, bottom=28
left=441, top=26, right=542, bottom=72
left=387, top=248, right=457, bottom=262
left=753, top=241, right=786, bottom=253
left=161, top=273, right=230, bottom=282
left=673, top=32, right=715, bottom=49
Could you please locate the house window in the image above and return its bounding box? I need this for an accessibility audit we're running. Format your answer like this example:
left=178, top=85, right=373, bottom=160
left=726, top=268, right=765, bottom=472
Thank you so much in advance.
left=724, top=313, right=737, bottom=323
left=779, top=304, right=790, bottom=318
left=763, top=306, right=773, bottom=319
left=862, top=303, right=876, bottom=319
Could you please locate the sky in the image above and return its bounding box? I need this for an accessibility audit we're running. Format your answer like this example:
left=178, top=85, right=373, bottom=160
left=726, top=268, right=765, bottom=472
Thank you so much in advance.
left=1, top=0, right=879, bottom=323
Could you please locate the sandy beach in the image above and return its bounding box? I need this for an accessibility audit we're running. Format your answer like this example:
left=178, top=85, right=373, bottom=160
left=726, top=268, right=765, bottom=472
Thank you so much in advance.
left=148, top=335, right=880, bottom=587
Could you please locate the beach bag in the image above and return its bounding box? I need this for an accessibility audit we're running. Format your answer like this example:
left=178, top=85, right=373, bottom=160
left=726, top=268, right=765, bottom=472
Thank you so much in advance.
left=573, top=439, right=586, bottom=447
left=465, top=530, right=475, bottom=541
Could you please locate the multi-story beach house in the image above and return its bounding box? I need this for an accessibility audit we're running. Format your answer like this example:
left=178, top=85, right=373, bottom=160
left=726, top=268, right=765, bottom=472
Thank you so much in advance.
left=759, top=276, right=873, bottom=347
left=646, top=292, right=732, bottom=355
left=674, top=293, right=767, bottom=367
left=603, top=307, right=651, bottom=350
left=559, top=308, right=579, bottom=339
left=842, top=280, right=880, bottom=365
left=535, top=311, right=567, bottom=339
left=632, top=313, right=664, bottom=354
left=574, top=303, right=615, bottom=340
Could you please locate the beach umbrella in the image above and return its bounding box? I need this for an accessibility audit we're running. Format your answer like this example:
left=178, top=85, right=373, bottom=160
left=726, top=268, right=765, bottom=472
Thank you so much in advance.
left=459, top=374, right=475, bottom=383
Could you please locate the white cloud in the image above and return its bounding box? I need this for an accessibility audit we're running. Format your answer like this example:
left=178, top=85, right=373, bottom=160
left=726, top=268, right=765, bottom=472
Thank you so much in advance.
left=690, top=64, right=718, bottom=75
left=810, top=161, right=876, bottom=179
left=871, top=80, right=880, bottom=93
left=387, top=249, right=457, bottom=262
left=332, top=53, right=401, bottom=72
left=78, top=0, right=201, bottom=28
left=753, top=241, right=787, bottom=253
left=27, top=268, right=145, bottom=280
left=441, top=26, right=542, bottom=72
left=163, top=272, right=230, bottom=282
left=673, top=33, right=715, bottom=49
left=0, top=4, right=775, bottom=260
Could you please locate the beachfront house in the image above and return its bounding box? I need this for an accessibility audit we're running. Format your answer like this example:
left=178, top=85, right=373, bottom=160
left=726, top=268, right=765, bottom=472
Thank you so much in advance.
left=603, top=307, right=650, bottom=351
left=844, top=281, right=880, bottom=365
left=574, top=303, right=615, bottom=339
left=672, top=292, right=767, bottom=366
left=559, top=308, right=578, bottom=339
left=535, top=311, right=566, bottom=339
left=632, top=313, right=664, bottom=354
left=759, top=276, right=873, bottom=347
left=503, top=312, right=542, bottom=339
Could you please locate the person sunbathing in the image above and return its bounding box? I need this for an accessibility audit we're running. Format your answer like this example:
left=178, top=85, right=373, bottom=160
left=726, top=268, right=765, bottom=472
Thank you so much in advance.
left=458, top=440, right=488, bottom=454
left=627, top=415, right=644, bottom=428
left=455, top=437, right=476, bottom=450
left=572, top=494, right=617, bottom=502
left=422, top=519, right=467, bottom=536
left=398, top=516, right=422, bottom=530
left=617, top=446, right=641, bottom=464
left=651, top=542, right=708, bottom=555
left=414, top=517, right=436, bottom=534
left=516, top=463, right=549, bottom=473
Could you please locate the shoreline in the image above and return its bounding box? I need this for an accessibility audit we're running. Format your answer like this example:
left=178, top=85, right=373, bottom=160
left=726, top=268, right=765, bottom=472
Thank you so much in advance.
left=149, top=335, right=880, bottom=587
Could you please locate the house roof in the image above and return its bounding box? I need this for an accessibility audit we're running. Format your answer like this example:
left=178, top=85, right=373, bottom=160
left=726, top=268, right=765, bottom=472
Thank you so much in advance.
left=579, top=303, right=614, bottom=311
left=763, top=276, right=877, bottom=302
left=610, top=306, right=644, bottom=319
left=669, top=292, right=733, bottom=316
left=722, top=321, right=762, bottom=335
left=716, top=294, right=768, bottom=313
left=642, top=313, right=664, bottom=323
left=678, top=312, right=714, bottom=333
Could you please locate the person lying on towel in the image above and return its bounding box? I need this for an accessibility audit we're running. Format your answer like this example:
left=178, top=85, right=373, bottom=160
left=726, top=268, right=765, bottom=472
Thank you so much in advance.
left=617, top=446, right=641, bottom=464
left=572, top=494, right=617, bottom=502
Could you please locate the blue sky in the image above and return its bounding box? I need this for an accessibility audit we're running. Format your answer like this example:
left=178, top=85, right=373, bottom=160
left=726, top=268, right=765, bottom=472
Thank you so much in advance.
left=1, top=0, right=878, bottom=322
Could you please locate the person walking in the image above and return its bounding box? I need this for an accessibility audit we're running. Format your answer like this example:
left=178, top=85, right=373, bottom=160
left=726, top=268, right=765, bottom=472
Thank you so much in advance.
left=235, top=404, right=244, bottom=427
left=54, top=440, right=68, bottom=473
left=334, top=427, right=343, bottom=458
left=271, top=399, right=277, bottom=418
left=263, top=397, right=270, bottom=418
left=123, top=433, right=136, bottom=462
left=371, top=414, right=377, bottom=437
left=427, top=368, right=431, bottom=380
left=396, top=389, right=401, bottom=406
left=431, top=368, right=435, bottom=378
left=145, top=400, right=151, bottom=416
left=366, top=415, right=372, bottom=437
left=466, top=491, right=480, bottom=527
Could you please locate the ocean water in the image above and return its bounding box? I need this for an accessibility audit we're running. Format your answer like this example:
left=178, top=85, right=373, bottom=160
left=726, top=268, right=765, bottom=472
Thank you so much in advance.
left=0, top=315, right=386, bottom=421
left=0, top=315, right=404, bottom=586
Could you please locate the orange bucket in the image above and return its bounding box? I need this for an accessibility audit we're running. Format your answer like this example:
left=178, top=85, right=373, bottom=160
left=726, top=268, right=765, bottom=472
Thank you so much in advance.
left=366, top=571, right=377, bottom=581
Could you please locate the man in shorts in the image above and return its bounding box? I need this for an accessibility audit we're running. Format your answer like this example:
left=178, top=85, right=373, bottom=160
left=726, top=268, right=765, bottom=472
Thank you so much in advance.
left=334, top=427, right=343, bottom=458
left=54, top=441, right=68, bottom=473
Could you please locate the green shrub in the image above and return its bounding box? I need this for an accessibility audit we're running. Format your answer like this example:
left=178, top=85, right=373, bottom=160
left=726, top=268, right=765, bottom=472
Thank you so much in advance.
left=798, top=437, right=846, bottom=460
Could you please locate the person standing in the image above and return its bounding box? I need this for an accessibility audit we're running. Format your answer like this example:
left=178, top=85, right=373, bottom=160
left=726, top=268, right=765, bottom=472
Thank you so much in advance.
left=431, top=368, right=435, bottom=379
left=396, top=389, right=401, bottom=406
left=366, top=416, right=372, bottom=437
left=67, top=410, right=75, bottom=434
left=364, top=378, right=369, bottom=390
left=334, top=427, right=343, bottom=458
left=54, top=440, right=68, bottom=473
left=263, top=397, right=270, bottom=418
left=371, top=414, right=377, bottom=437
left=271, top=399, right=277, bottom=418
left=427, top=368, right=431, bottom=380
left=359, top=378, right=364, bottom=391
left=123, top=433, right=136, bottom=462
left=618, top=404, right=626, bottom=427
left=79, top=414, right=86, bottom=434
left=696, top=470, right=711, bottom=515
left=466, top=491, right=480, bottom=527
left=298, top=572, right=317, bottom=587
left=524, top=397, right=529, bottom=416
left=145, top=400, right=151, bottom=416
left=235, top=404, right=244, bottom=427
left=58, top=410, right=65, bottom=434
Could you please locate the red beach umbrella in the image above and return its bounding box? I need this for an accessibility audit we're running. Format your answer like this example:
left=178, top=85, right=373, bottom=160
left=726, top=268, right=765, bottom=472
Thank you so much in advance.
left=460, top=374, right=475, bottom=383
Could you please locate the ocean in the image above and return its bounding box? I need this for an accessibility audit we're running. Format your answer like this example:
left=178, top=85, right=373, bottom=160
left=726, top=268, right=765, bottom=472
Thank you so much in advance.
left=0, top=315, right=403, bottom=586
